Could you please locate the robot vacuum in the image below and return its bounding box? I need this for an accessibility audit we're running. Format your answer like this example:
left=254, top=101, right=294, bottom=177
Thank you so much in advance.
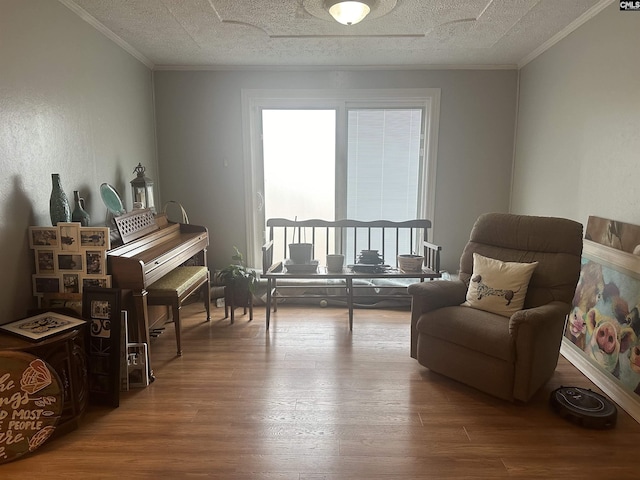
left=550, top=386, right=617, bottom=429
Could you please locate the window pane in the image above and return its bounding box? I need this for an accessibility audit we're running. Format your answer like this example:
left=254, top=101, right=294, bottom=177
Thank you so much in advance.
left=347, top=108, right=422, bottom=220
left=262, top=109, right=336, bottom=262
left=346, top=108, right=423, bottom=260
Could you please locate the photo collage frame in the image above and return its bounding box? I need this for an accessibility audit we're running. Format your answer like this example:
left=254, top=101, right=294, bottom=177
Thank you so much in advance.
left=29, top=223, right=112, bottom=298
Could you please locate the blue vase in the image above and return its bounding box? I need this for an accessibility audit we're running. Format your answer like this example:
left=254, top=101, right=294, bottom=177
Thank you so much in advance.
left=71, top=190, right=91, bottom=226
left=49, top=173, right=71, bottom=226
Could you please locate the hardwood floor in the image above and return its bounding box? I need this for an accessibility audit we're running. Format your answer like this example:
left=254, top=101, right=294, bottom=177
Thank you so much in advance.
left=3, top=302, right=640, bottom=479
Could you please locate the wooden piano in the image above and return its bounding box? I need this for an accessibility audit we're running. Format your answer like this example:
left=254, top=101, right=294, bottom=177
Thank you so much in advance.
left=107, top=210, right=209, bottom=377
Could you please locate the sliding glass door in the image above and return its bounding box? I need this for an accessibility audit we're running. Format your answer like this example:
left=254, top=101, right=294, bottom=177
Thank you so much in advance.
left=242, top=89, right=440, bottom=267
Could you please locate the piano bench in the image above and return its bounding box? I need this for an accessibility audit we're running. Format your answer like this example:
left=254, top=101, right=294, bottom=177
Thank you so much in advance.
left=146, top=266, right=211, bottom=356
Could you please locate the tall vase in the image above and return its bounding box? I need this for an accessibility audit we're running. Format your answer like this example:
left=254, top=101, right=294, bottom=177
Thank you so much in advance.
left=49, top=173, right=71, bottom=226
left=71, top=190, right=91, bottom=226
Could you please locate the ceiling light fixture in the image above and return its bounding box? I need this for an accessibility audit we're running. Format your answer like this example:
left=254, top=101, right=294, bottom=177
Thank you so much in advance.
left=325, top=0, right=373, bottom=26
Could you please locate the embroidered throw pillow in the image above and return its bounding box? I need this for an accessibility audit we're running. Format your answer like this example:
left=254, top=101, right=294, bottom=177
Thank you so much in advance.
left=463, top=253, right=538, bottom=317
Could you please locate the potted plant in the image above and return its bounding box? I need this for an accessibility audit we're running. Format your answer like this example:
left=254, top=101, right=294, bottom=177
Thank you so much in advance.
left=218, top=247, right=258, bottom=309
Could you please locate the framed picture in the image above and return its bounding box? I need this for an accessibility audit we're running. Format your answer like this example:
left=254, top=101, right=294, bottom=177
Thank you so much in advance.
left=562, top=238, right=640, bottom=422
left=29, top=226, right=59, bottom=248
left=40, top=293, right=82, bottom=316
left=58, top=222, right=81, bottom=252
left=61, top=273, right=81, bottom=294
left=34, top=249, right=56, bottom=274
left=57, top=253, right=83, bottom=272
left=585, top=216, right=640, bottom=255
left=80, top=227, right=110, bottom=249
left=0, top=311, right=85, bottom=341
left=82, top=287, right=122, bottom=407
left=85, top=250, right=106, bottom=275
left=32, top=274, right=62, bottom=294
left=28, top=223, right=112, bottom=301
left=81, top=275, right=112, bottom=290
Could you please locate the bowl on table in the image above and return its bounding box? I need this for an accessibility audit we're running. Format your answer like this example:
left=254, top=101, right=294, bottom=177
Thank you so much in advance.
left=397, top=254, right=424, bottom=273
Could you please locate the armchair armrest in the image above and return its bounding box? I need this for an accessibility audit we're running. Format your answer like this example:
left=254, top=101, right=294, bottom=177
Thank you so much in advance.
left=408, top=280, right=467, bottom=358
left=422, top=241, right=442, bottom=273
left=508, top=301, right=572, bottom=401
left=408, top=280, right=467, bottom=315
left=508, top=301, right=571, bottom=336
left=261, top=239, right=274, bottom=275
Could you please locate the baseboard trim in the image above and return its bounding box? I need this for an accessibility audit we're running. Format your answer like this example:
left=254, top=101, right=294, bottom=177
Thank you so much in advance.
left=561, top=337, right=640, bottom=424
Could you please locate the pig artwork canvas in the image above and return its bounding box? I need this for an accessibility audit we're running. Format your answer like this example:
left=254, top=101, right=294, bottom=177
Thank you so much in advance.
left=565, top=239, right=640, bottom=396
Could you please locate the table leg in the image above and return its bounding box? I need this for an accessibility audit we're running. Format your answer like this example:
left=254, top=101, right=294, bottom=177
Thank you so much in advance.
left=273, top=278, right=278, bottom=313
left=266, top=278, right=272, bottom=330
left=346, top=277, right=353, bottom=331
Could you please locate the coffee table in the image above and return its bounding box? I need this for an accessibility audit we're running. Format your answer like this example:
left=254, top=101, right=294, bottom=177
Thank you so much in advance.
left=262, top=264, right=441, bottom=330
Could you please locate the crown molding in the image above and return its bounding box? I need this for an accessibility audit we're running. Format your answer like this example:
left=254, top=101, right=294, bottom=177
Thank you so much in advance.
left=62, top=0, right=610, bottom=73
left=152, top=63, right=518, bottom=72
left=59, top=0, right=154, bottom=69
left=517, top=0, right=615, bottom=69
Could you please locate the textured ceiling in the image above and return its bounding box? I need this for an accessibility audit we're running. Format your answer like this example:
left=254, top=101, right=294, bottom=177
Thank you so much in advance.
left=61, top=0, right=610, bottom=69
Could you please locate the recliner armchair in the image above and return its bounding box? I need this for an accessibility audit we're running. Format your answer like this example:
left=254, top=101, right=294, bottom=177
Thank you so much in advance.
left=409, top=213, right=583, bottom=402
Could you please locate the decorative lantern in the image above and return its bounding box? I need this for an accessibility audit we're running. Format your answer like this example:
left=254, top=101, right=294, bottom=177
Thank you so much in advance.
left=130, top=163, right=155, bottom=213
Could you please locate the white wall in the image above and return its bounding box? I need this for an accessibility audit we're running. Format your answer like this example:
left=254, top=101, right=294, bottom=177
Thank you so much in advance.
left=0, top=0, right=156, bottom=321
left=512, top=3, right=640, bottom=228
left=154, top=69, right=518, bottom=273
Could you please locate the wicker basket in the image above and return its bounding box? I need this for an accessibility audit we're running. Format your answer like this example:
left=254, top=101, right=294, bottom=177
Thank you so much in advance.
left=397, top=254, right=424, bottom=272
